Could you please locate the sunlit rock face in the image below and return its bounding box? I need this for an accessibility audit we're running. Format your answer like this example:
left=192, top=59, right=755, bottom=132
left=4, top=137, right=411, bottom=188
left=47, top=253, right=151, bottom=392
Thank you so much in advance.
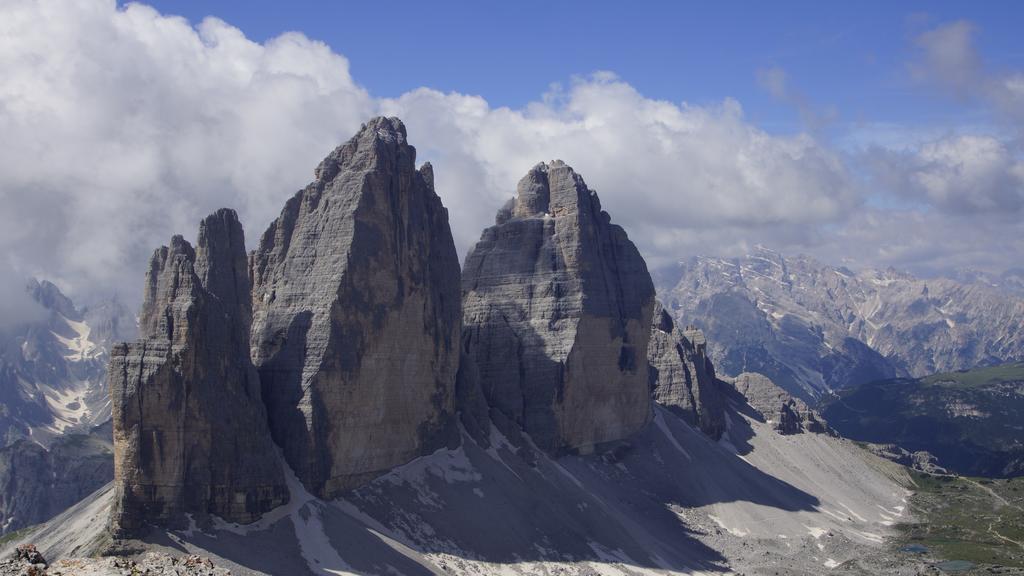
left=462, top=160, right=655, bottom=454
left=249, top=117, right=462, bottom=499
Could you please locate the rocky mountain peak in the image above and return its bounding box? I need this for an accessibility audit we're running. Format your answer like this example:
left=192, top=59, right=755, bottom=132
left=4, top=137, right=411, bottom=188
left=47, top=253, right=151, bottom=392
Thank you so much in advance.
left=194, top=209, right=250, bottom=319
left=138, top=235, right=198, bottom=341
left=250, top=116, right=460, bottom=499
left=27, top=280, right=77, bottom=321
left=513, top=160, right=600, bottom=219
left=313, top=116, right=411, bottom=184
left=462, top=160, right=655, bottom=454
left=110, top=209, right=287, bottom=536
left=659, top=249, right=1024, bottom=399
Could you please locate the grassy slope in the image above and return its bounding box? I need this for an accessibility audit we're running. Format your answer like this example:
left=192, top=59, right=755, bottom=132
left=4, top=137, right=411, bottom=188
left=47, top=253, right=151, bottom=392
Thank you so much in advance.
left=922, top=362, right=1024, bottom=389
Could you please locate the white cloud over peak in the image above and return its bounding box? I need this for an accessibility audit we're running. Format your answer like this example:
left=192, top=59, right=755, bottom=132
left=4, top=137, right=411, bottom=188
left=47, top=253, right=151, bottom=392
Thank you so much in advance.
left=0, top=0, right=858, bottom=305
left=382, top=78, right=855, bottom=264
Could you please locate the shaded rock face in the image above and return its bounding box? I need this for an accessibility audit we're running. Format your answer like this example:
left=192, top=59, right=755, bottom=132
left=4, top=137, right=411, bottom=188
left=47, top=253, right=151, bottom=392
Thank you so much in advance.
left=0, top=428, right=112, bottom=535
left=822, top=364, right=1024, bottom=477
left=110, top=209, right=287, bottom=535
left=462, top=161, right=655, bottom=454
left=647, top=303, right=725, bottom=439
left=728, top=372, right=832, bottom=435
left=250, top=117, right=461, bottom=498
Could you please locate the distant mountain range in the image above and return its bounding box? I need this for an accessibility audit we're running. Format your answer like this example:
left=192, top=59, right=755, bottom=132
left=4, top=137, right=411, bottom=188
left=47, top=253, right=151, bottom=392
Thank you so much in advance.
left=655, top=247, right=1024, bottom=400
left=0, top=280, right=132, bottom=533
left=0, top=280, right=133, bottom=445
left=822, top=363, right=1024, bottom=478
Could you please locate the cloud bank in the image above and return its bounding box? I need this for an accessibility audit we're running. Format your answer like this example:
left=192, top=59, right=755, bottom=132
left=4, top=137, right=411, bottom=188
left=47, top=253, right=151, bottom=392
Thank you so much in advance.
left=0, top=0, right=1021, bottom=310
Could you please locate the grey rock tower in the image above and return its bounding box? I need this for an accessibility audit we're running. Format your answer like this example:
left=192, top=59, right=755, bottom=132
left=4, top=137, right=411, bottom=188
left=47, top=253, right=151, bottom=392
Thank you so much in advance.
left=109, top=209, right=287, bottom=535
left=250, top=117, right=461, bottom=498
left=647, top=302, right=726, bottom=439
left=462, top=161, right=655, bottom=454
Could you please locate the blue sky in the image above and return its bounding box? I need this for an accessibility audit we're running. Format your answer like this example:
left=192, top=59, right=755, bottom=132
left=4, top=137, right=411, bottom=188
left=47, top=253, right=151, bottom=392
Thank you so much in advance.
left=142, top=1, right=1022, bottom=137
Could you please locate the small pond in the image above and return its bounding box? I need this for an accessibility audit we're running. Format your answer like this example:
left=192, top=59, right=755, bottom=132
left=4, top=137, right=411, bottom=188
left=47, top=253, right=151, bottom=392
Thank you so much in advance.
left=935, top=559, right=976, bottom=573
left=899, top=543, right=928, bottom=553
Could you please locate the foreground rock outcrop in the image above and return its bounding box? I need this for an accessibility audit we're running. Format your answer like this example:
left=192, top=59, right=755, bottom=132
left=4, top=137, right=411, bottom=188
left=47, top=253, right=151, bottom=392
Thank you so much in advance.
left=0, top=548, right=231, bottom=576
left=648, top=303, right=726, bottom=439
left=250, top=117, right=461, bottom=498
left=462, top=160, right=655, bottom=454
left=727, top=372, right=832, bottom=435
left=109, top=209, right=287, bottom=535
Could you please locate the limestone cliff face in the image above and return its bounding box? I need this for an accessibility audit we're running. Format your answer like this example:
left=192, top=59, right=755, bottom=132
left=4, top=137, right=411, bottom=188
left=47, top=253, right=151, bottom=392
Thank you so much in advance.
left=109, top=209, right=287, bottom=535
left=648, top=303, right=726, bottom=439
left=462, top=161, right=655, bottom=454
left=250, top=117, right=461, bottom=498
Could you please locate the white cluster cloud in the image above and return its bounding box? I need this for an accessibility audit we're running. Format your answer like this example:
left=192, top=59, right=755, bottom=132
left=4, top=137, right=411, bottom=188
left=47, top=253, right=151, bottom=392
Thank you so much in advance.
left=381, top=79, right=855, bottom=265
left=818, top=206, right=1024, bottom=277
left=867, top=135, right=1024, bottom=215
left=822, top=19, right=1024, bottom=276
left=0, top=1, right=1021, bottom=313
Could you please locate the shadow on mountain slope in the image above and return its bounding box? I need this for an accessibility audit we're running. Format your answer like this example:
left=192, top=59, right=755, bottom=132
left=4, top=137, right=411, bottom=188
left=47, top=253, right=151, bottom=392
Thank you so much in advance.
left=9, top=403, right=910, bottom=575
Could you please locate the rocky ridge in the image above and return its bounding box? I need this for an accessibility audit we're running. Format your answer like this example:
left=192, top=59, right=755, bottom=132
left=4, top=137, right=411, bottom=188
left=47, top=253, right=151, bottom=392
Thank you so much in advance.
left=822, top=363, right=1024, bottom=477
left=3, top=375, right=912, bottom=576
left=0, top=281, right=132, bottom=447
left=657, top=246, right=1024, bottom=399
left=109, top=209, right=287, bottom=535
left=461, top=160, right=656, bottom=454
left=0, top=545, right=231, bottom=576
left=726, top=372, right=833, bottom=435
left=647, top=302, right=726, bottom=439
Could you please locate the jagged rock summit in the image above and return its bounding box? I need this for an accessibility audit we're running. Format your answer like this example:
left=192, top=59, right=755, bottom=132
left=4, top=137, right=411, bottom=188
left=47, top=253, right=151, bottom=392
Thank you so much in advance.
left=249, top=117, right=461, bottom=499
left=647, top=302, right=726, bottom=439
left=109, top=209, right=287, bottom=535
left=462, top=160, right=656, bottom=454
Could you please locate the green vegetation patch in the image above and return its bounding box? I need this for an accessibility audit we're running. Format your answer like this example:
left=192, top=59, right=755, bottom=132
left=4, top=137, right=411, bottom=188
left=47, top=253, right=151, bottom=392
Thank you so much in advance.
left=897, top=471, right=1024, bottom=569
left=922, top=362, right=1024, bottom=389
